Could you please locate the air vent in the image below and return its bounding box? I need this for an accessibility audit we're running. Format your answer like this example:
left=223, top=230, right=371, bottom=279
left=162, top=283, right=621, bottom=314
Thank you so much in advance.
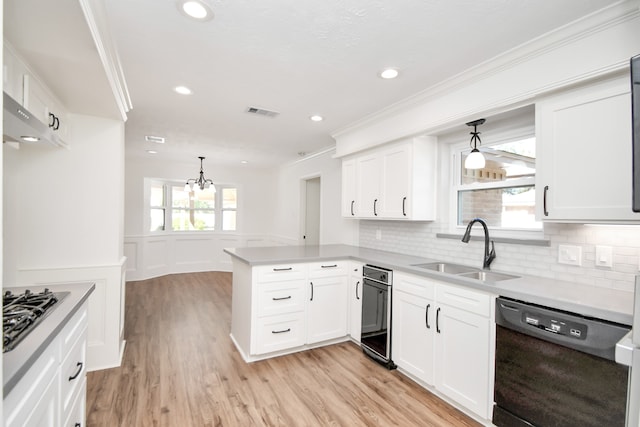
left=145, top=135, right=165, bottom=143
left=246, top=106, right=279, bottom=118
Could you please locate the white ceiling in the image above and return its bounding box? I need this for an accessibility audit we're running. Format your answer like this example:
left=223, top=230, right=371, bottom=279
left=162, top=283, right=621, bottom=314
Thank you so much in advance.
left=5, top=0, right=621, bottom=168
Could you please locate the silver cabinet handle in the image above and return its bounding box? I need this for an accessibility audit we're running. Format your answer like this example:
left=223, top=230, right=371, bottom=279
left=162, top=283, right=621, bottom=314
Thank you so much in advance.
left=543, top=185, right=549, bottom=217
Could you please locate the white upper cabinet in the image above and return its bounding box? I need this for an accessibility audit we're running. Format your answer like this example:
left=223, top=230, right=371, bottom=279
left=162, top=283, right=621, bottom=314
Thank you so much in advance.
left=3, top=42, right=69, bottom=147
left=341, top=136, right=437, bottom=220
left=356, top=152, right=382, bottom=218
left=536, top=74, right=638, bottom=222
left=341, top=158, right=358, bottom=217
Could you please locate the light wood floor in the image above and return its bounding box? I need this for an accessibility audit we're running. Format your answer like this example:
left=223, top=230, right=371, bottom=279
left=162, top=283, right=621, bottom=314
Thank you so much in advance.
left=86, top=272, right=481, bottom=427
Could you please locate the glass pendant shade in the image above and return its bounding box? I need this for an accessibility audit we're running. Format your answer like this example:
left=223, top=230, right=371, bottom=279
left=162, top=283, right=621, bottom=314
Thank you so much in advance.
left=465, top=148, right=486, bottom=169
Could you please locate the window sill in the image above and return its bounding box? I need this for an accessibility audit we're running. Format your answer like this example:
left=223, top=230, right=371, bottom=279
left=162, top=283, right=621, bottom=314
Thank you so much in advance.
left=436, top=233, right=550, bottom=247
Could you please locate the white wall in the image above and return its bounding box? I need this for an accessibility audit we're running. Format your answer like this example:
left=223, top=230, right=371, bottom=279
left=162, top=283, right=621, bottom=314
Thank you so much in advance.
left=271, top=149, right=358, bottom=245
left=3, top=113, right=127, bottom=370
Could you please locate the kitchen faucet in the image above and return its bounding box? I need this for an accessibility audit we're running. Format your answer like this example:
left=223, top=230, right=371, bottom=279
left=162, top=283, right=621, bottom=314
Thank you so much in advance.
left=461, top=218, right=496, bottom=270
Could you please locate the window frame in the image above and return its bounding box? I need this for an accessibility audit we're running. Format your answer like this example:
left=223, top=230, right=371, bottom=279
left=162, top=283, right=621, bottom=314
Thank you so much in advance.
left=449, top=128, right=543, bottom=239
left=145, top=178, right=239, bottom=234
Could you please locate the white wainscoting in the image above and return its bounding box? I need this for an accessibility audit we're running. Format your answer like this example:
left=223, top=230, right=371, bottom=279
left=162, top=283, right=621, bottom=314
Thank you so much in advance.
left=14, top=257, right=127, bottom=372
left=124, top=233, right=298, bottom=281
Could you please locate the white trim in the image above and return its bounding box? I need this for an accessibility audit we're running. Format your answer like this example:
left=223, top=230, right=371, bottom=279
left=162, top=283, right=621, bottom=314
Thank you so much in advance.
left=78, top=0, right=132, bottom=121
left=332, top=1, right=638, bottom=141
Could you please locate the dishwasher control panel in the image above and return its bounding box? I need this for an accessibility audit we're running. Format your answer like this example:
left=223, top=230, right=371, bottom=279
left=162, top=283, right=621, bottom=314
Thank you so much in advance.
left=523, top=310, right=587, bottom=339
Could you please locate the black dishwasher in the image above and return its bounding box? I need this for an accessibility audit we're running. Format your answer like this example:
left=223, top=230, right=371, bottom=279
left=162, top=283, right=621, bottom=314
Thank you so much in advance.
left=493, top=297, right=630, bottom=427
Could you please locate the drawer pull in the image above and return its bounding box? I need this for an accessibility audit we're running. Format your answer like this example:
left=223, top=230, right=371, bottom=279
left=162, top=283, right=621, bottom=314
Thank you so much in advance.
left=75, top=424, right=81, bottom=427
left=272, top=328, right=291, bottom=334
left=273, top=267, right=293, bottom=272
left=321, top=264, right=338, bottom=268
left=68, top=362, right=83, bottom=381
left=272, top=296, right=292, bottom=301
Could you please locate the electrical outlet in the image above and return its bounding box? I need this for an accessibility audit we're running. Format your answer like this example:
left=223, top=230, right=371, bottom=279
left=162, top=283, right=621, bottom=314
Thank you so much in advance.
left=558, top=244, right=582, bottom=266
left=595, top=245, right=613, bottom=268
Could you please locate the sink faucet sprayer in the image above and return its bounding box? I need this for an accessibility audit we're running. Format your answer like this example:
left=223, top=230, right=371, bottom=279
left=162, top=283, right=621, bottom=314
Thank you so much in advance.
left=461, top=218, right=496, bottom=270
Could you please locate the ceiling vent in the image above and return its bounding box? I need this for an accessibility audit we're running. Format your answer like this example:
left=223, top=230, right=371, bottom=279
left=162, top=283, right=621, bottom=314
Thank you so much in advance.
left=145, top=135, right=165, bottom=143
left=246, top=106, right=279, bottom=118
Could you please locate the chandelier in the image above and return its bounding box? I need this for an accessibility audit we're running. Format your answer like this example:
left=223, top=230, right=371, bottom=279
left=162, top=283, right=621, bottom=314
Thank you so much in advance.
left=184, top=156, right=215, bottom=192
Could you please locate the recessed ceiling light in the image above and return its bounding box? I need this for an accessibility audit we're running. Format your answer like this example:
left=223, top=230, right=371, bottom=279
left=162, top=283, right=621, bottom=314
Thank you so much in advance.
left=21, top=136, right=40, bottom=142
left=240, top=160, right=248, bottom=164
left=177, top=0, right=214, bottom=21
left=174, top=86, right=192, bottom=95
left=146, top=150, right=158, bottom=154
left=380, top=68, right=399, bottom=79
left=310, top=115, right=323, bottom=122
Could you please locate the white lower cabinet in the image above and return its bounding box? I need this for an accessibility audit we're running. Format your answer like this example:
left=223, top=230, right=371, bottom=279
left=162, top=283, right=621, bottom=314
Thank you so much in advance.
left=348, top=262, right=363, bottom=343
left=392, top=272, right=494, bottom=420
left=307, top=275, right=348, bottom=344
left=4, top=301, right=89, bottom=427
left=392, top=273, right=435, bottom=386
left=249, top=261, right=349, bottom=357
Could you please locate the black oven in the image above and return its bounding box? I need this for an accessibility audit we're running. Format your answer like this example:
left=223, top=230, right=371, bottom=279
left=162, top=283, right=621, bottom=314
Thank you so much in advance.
left=493, top=297, right=630, bottom=427
left=361, top=264, right=395, bottom=369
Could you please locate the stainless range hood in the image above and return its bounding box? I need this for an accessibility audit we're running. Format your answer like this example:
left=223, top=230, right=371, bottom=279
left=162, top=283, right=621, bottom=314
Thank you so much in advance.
left=3, top=92, right=67, bottom=148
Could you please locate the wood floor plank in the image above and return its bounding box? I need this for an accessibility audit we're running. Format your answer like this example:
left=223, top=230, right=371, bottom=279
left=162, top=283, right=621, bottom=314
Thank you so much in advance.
left=86, top=272, right=482, bottom=427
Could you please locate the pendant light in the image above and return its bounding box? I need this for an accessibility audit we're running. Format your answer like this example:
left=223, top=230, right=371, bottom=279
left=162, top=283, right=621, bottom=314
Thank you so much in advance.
left=184, top=156, right=215, bottom=192
left=464, top=118, right=486, bottom=170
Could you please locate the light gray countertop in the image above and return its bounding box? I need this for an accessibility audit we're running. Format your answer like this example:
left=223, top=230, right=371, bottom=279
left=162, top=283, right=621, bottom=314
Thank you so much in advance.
left=224, top=244, right=634, bottom=325
left=3, top=282, right=95, bottom=396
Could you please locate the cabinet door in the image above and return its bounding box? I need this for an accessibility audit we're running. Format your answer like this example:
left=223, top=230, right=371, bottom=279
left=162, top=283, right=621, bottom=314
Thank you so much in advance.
left=3, top=46, right=26, bottom=103
left=5, top=371, right=59, bottom=427
left=435, top=303, right=491, bottom=419
left=23, top=73, right=51, bottom=125
left=348, top=263, right=363, bottom=343
left=536, top=75, right=637, bottom=221
left=307, top=275, right=348, bottom=344
left=392, top=290, right=435, bottom=385
left=342, top=158, right=358, bottom=217
left=381, top=144, right=411, bottom=218
left=356, top=153, right=381, bottom=218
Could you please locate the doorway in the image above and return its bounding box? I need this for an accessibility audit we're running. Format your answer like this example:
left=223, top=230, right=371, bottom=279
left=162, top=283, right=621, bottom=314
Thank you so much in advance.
left=302, top=176, right=321, bottom=245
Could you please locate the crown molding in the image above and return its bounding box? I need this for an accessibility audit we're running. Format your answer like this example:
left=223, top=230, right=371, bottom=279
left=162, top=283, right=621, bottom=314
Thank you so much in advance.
left=78, top=0, right=133, bottom=122
left=332, top=0, right=639, bottom=140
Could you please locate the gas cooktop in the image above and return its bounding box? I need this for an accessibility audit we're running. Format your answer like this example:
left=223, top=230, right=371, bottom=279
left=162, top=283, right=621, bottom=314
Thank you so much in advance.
left=3, top=288, right=69, bottom=352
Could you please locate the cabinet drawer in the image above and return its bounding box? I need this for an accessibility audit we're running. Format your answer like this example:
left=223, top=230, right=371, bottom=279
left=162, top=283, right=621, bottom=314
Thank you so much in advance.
left=254, top=313, right=305, bottom=355
left=257, top=280, right=306, bottom=317
left=308, top=260, right=348, bottom=278
left=60, top=327, right=87, bottom=422
left=63, top=377, right=86, bottom=427
left=256, top=264, right=306, bottom=283
left=59, top=302, right=88, bottom=359
left=394, top=272, right=435, bottom=299
left=436, top=284, right=491, bottom=317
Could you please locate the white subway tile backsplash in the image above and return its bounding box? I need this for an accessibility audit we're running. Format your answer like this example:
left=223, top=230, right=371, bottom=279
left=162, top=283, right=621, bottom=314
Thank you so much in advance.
left=360, top=220, right=640, bottom=293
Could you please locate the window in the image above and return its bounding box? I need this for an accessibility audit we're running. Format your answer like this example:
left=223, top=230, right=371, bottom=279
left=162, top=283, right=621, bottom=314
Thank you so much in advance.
left=149, top=182, right=166, bottom=231
left=454, top=135, right=541, bottom=231
left=147, top=180, right=238, bottom=232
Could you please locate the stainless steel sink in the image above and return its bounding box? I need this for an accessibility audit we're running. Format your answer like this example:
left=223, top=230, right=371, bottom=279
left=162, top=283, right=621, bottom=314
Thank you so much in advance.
left=412, top=262, right=478, bottom=275
left=458, top=270, right=520, bottom=283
